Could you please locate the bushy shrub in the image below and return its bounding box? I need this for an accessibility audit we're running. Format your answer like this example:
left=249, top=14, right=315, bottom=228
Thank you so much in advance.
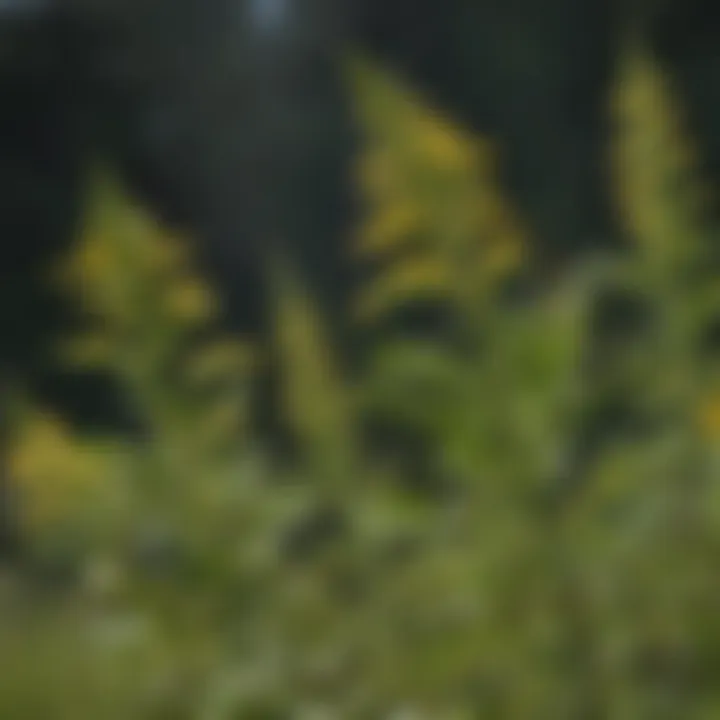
left=2, top=47, right=720, bottom=719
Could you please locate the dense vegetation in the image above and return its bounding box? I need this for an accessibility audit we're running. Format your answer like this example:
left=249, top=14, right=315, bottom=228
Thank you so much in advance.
left=2, top=48, right=720, bottom=718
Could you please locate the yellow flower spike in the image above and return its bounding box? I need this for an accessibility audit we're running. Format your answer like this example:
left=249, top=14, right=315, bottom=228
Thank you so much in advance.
left=697, top=394, right=720, bottom=441
left=66, top=237, right=115, bottom=285
left=482, top=235, right=526, bottom=277
left=164, top=278, right=218, bottom=323
left=355, top=200, right=424, bottom=258
left=414, top=116, right=477, bottom=173
left=357, top=150, right=398, bottom=199
left=10, top=414, right=104, bottom=529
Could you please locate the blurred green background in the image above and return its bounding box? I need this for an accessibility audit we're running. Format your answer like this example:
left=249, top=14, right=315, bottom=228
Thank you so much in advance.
left=3, top=44, right=720, bottom=718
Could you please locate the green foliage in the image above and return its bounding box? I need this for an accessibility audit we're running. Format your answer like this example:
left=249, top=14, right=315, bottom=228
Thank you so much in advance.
left=3, top=49, right=720, bottom=718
